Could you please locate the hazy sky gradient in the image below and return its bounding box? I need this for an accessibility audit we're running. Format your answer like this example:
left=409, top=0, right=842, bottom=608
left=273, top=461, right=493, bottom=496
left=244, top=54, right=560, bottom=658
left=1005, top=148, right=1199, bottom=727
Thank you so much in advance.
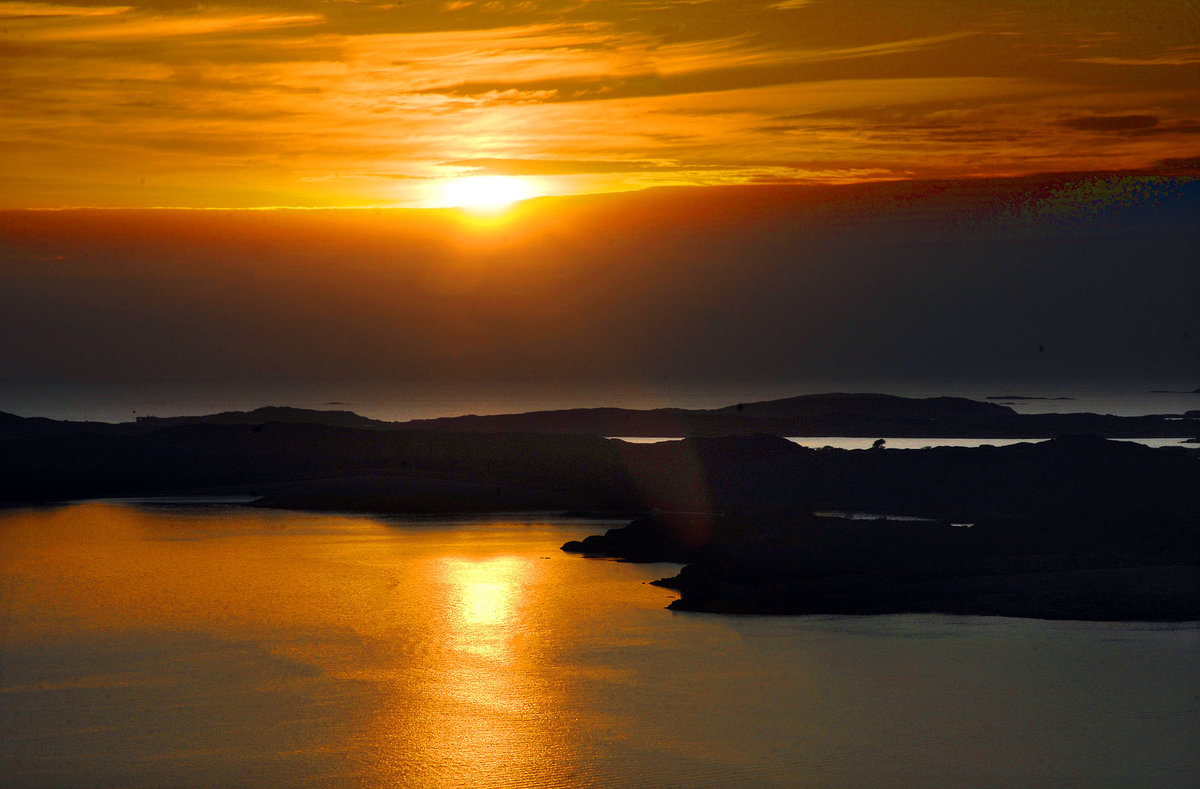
left=3, top=0, right=1199, bottom=207
left=3, top=175, right=1196, bottom=401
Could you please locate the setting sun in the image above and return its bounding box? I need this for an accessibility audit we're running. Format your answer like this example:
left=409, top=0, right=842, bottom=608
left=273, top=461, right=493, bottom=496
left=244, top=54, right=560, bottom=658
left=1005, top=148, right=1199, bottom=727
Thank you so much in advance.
left=441, top=176, right=534, bottom=213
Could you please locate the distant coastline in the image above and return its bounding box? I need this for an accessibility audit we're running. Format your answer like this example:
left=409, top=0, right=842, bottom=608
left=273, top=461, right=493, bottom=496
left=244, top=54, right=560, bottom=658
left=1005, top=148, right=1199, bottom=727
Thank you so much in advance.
left=109, top=392, right=1198, bottom=439
left=985, top=395, right=1075, bottom=401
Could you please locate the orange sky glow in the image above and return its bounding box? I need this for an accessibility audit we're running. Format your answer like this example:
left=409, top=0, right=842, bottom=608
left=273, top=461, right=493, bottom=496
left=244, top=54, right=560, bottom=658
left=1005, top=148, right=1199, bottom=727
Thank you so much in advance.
left=2, top=0, right=1198, bottom=208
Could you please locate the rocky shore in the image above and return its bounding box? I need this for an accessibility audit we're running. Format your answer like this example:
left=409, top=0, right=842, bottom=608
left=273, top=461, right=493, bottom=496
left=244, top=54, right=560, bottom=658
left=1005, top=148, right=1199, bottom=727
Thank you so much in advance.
left=564, top=510, right=1199, bottom=620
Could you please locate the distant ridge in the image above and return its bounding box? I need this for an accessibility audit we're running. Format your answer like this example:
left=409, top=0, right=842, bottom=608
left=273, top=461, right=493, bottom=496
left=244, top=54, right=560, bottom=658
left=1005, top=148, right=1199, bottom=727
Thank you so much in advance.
left=396, top=393, right=1195, bottom=438
left=710, top=392, right=1014, bottom=420
left=985, top=395, right=1075, bottom=401
left=5, top=392, right=1197, bottom=439
left=135, top=406, right=393, bottom=431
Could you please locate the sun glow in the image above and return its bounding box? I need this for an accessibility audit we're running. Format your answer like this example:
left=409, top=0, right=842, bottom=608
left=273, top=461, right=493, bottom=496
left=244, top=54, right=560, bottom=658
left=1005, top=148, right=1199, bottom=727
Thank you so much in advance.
left=440, top=176, right=534, bottom=212
left=438, top=555, right=526, bottom=660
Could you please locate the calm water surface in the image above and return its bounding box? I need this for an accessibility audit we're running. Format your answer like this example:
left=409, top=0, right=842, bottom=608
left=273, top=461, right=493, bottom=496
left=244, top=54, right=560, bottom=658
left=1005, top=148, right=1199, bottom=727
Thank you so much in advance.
left=2, top=503, right=1197, bottom=787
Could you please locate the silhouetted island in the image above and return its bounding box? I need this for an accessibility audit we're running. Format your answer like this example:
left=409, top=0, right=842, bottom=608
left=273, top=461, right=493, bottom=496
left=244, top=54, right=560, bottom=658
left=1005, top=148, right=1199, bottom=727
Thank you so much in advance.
left=2, top=394, right=1197, bottom=620
left=985, top=395, right=1075, bottom=401
left=109, top=393, right=1198, bottom=438
left=394, top=393, right=1197, bottom=438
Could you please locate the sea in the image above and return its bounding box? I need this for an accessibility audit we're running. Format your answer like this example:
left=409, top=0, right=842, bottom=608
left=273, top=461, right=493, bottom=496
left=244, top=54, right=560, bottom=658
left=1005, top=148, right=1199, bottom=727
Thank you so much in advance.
left=1, top=503, right=1197, bottom=788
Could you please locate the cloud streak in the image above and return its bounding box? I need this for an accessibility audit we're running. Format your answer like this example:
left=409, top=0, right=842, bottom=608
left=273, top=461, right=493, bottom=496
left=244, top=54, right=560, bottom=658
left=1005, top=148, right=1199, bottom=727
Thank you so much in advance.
left=1061, top=114, right=1159, bottom=132
left=0, top=2, right=132, bottom=17
left=3, top=4, right=323, bottom=42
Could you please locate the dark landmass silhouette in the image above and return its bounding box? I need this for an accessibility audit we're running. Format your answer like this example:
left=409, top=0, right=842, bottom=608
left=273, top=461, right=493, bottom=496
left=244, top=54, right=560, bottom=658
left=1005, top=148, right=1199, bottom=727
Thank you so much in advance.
left=3, top=393, right=1198, bottom=620
left=563, top=434, right=1200, bottom=620
left=395, top=393, right=1197, bottom=437
left=985, top=395, right=1075, bottom=401
left=135, top=406, right=394, bottom=431
left=117, top=393, right=1198, bottom=438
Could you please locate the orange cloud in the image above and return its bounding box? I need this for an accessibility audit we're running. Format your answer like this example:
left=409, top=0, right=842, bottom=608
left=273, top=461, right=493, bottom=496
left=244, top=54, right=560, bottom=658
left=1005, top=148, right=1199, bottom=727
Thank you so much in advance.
left=0, top=2, right=132, bottom=16
left=4, top=5, right=323, bottom=42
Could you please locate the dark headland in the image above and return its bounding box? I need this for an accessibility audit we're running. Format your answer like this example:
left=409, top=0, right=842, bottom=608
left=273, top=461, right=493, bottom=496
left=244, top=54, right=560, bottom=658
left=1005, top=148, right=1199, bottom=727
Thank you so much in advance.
left=3, top=393, right=1198, bottom=621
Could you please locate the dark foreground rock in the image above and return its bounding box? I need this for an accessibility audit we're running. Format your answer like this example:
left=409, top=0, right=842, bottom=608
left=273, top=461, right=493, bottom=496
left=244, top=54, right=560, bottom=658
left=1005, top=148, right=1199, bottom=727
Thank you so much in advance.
left=566, top=510, right=1200, bottom=620
left=563, top=436, right=1200, bottom=621
left=655, top=556, right=1200, bottom=621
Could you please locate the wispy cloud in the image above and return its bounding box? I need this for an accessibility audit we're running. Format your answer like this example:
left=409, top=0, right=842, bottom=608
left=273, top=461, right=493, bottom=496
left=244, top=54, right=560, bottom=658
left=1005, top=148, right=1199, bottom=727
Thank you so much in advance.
left=1073, top=46, right=1200, bottom=67
left=653, top=32, right=975, bottom=77
left=13, top=10, right=324, bottom=41
left=1061, top=114, right=1159, bottom=132
left=338, top=27, right=969, bottom=96
left=771, top=0, right=812, bottom=10
left=0, top=2, right=132, bottom=17
left=299, top=171, right=430, bottom=182
left=441, top=158, right=680, bottom=175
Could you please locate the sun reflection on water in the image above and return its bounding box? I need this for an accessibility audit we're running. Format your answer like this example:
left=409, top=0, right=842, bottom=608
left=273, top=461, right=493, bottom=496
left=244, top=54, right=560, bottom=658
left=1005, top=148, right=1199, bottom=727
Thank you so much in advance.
left=442, top=556, right=522, bottom=656
left=372, top=552, right=584, bottom=787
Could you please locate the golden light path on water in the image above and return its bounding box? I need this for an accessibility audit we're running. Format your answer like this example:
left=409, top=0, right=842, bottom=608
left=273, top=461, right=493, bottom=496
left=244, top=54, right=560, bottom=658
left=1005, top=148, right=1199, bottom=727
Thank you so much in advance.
left=374, top=555, right=580, bottom=787
left=2, top=502, right=1198, bottom=788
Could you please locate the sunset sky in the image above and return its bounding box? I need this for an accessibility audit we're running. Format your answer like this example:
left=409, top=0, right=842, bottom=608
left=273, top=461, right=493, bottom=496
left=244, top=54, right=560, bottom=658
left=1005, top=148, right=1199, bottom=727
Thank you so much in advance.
left=3, top=0, right=1198, bottom=208
left=1, top=1, right=1198, bottom=419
